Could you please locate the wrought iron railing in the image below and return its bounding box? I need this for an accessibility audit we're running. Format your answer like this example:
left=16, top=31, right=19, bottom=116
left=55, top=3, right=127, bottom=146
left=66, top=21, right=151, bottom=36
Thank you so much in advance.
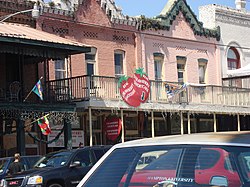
left=46, top=75, right=250, bottom=107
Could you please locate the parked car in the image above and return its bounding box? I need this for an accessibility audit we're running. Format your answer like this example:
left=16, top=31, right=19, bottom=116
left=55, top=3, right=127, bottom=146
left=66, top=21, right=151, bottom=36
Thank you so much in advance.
left=0, top=155, right=41, bottom=180
left=3, top=145, right=111, bottom=187
left=77, top=131, right=250, bottom=187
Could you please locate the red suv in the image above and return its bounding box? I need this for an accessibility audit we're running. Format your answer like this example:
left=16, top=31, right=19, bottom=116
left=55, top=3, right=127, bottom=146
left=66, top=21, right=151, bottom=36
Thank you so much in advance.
left=120, top=147, right=241, bottom=187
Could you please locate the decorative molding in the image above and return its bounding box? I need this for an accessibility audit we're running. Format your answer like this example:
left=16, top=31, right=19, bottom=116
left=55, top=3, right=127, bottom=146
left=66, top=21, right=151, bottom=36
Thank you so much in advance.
left=153, top=42, right=164, bottom=49
left=176, top=46, right=187, bottom=51
left=216, top=13, right=250, bottom=27
left=83, top=31, right=98, bottom=38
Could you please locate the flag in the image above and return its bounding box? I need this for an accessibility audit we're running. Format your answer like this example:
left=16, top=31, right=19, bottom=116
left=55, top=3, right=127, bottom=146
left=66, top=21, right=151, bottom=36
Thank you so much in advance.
left=165, top=83, right=187, bottom=99
left=37, top=116, right=51, bottom=135
left=32, top=80, right=43, bottom=100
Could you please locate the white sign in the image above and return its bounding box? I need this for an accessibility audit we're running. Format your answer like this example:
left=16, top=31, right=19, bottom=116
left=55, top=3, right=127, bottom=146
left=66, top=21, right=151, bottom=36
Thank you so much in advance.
left=48, top=130, right=84, bottom=147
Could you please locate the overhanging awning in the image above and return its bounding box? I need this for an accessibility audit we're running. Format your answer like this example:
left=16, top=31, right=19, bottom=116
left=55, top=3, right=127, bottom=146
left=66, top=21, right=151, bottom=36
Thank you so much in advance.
left=0, top=22, right=90, bottom=58
left=224, top=64, right=250, bottom=80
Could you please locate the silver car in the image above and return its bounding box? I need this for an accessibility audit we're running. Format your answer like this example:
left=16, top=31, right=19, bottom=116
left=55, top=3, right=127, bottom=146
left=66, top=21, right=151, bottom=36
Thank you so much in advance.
left=77, top=131, right=250, bottom=187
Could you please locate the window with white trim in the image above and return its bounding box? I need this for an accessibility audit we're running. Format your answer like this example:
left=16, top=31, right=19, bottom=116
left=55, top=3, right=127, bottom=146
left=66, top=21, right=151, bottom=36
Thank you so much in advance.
left=198, top=58, right=208, bottom=84
left=177, top=56, right=186, bottom=83
left=154, top=53, right=164, bottom=80
left=86, top=47, right=97, bottom=75
left=227, top=47, right=240, bottom=70
left=55, top=59, right=67, bottom=79
left=114, top=50, right=125, bottom=76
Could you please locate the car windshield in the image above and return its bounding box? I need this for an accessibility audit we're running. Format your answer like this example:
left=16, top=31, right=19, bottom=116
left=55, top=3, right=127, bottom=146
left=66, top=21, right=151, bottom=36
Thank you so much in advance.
left=0, top=158, right=9, bottom=174
left=82, top=145, right=250, bottom=187
left=34, top=151, right=72, bottom=168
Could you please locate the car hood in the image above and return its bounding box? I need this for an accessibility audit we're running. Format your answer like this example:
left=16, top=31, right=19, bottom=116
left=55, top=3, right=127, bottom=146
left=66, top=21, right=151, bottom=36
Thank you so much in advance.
left=5, top=167, right=56, bottom=178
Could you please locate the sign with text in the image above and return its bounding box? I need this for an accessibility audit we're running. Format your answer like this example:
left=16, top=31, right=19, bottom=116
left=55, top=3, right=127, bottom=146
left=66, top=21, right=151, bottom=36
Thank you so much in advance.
left=48, top=130, right=84, bottom=147
left=119, top=68, right=150, bottom=107
left=104, top=117, right=122, bottom=141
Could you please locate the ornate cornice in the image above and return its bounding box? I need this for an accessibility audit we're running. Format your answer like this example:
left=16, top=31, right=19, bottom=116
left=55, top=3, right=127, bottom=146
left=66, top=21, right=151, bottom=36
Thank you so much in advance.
left=141, top=0, right=220, bottom=41
left=215, top=12, right=250, bottom=27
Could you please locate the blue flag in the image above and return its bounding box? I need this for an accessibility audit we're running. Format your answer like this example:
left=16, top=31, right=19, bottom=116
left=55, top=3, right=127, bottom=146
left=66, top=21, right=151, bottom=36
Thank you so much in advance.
left=32, top=80, right=43, bottom=100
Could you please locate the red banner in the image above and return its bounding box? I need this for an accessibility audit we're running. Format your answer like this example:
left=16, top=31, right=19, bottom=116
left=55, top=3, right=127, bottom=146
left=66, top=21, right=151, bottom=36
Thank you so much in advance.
left=104, top=117, right=122, bottom=141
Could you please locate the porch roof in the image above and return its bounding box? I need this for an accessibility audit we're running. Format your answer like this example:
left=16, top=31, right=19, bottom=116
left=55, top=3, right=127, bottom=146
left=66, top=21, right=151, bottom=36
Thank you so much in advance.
left=0, top=22, right=90, bottom=58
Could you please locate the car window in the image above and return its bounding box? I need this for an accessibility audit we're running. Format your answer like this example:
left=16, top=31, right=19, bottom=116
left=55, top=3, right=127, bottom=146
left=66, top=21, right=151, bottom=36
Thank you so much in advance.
left=0, top=159, right=9, bottom=174
left=238, top=152, right=250, bottom=181
left=83, top=147, right=183, bottom=187
left=25, top=156, right=41, bottom=168
left=73, top=151, right=92, bottom=167
left=81, top=145, right=249, bottom=187
left=93, top=149, right=105, bottom=160
left=136, top=151, right=167, bottom=169
left=20, top=158, right=28, bottom=170
left=142, top=149, right=181, bottom=170
left=34, top=152, right=71, bottom=168
left=195, top=148, right=220, bottom=169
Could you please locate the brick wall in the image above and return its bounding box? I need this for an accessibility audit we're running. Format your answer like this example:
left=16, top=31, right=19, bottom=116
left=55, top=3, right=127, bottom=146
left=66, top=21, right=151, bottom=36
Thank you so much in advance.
left=37, top=0, right=139, bottom=79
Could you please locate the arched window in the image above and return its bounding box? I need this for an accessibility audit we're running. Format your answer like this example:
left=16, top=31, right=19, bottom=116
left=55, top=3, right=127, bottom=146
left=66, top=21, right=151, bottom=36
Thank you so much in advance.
left=227, top=47, right=240, bottom=70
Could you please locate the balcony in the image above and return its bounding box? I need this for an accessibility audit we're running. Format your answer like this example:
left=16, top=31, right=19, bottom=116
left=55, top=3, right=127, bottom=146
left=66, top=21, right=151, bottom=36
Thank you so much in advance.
left=47, top=75, right=250, bottom=107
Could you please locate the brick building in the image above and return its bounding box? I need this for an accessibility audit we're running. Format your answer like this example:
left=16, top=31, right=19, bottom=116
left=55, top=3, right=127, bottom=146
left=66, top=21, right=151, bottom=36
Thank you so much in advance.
left=1, top=0, right=250, bottom=154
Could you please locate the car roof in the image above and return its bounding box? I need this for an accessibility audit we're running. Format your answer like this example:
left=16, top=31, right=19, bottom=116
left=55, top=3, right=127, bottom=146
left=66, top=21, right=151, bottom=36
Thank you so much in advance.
left=45, top=145, right=112, bottom=155
left=113, top=131, right=250, bottom=149
left=0, top=155, right=41, bottom=160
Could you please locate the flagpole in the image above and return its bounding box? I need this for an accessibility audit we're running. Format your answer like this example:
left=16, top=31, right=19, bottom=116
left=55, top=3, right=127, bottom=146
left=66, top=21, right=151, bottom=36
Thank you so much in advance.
left=23, top=76, right=43, bottom=102
left=25, top=113, right=50, bottom=128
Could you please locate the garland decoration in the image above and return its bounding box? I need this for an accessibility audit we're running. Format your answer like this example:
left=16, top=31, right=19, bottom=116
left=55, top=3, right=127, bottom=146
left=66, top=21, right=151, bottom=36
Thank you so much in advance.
left=27, top=123, right=65, bottom=144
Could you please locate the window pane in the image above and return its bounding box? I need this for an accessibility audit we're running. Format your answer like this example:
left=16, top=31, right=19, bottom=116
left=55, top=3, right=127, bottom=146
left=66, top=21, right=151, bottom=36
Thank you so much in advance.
left=114, top=51, right=124, bottom=75
left=85, top=54, right=95, bottom=61
left=73, top=151, right=91, bottom=167
left=115, top=53, right=122, bottom=66
left=154, top=60, right=162, bottom=80
left=177, top=64, right=185, bottom=70
left=87, top=63, right=94, bottom=75
left=227, top=47, right=240, bottom=70
left=55, top=71, right=66, bottom=80
left=55, top=60, right=65, bottom=69
left=228, top=48, right=237, bottom=59
left=55, top=60, right=66, bottom=79
left=239, top=152, right=250, bottom=181
left=199, top=65, right=205, bottom=83
left=177, top=62, right=185, bottom=83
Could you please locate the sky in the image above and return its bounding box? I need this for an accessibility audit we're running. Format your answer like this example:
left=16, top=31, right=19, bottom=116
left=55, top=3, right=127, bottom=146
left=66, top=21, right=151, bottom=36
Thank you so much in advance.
left=114, top=0, right=250, bottom=18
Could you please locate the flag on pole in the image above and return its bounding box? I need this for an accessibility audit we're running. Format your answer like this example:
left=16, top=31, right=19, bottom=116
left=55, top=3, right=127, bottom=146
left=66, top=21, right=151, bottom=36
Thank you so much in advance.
left=32, top=80, right=43, bottom=100
left=38, top=116, right=51, bottom=135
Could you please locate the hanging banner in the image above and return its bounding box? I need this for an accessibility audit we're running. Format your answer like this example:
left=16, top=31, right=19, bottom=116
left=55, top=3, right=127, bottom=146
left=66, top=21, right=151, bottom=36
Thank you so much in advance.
left=104, top=117, right=122, bottom=141
left=165, top=83, right=187, bottom=99
left=119, top=68, right=150, bottom=107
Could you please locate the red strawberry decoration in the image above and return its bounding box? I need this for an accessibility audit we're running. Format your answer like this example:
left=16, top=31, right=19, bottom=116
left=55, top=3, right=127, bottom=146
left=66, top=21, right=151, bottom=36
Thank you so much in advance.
left=119, top=76, right=141, bottom=107
left=133, top=68, right=150, bottom=103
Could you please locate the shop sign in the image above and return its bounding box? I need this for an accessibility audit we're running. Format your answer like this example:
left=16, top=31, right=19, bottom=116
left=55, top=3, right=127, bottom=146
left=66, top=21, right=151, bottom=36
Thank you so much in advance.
left=104, top=117, right=122, bottom=141
left=48, top=130, right=84, bottom=147
left=119, top=68, right=150, bottom=107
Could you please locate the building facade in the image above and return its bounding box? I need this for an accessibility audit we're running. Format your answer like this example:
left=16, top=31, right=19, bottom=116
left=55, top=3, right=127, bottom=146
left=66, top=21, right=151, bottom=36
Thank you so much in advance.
left=199, top=0, right=250, bottom=88
left=1, top=0, right=250, bottom=155
left=38, top=0, right=250, bottom=148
